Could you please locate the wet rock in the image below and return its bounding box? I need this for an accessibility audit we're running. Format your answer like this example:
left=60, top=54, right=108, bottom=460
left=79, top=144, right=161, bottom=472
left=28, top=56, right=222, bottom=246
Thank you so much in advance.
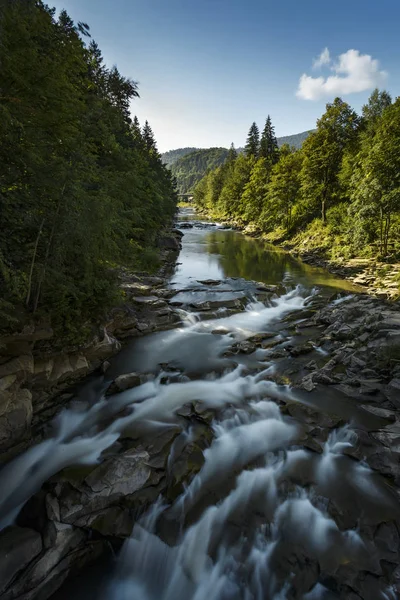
left=299, top=375, right=316, bottom=391
left=101, top=360, right=111, bottom=374
left=231, top=341, right=257, bottom=354
left=197, top=279, right=221, bottom=285
left=158, top=234, right=181, bottom=251
left=374, top=522, right=400, bottom=556
left=106, top=372, right=141, bottom=395
left=0, top=388, right=32, bottom=450
left=305, top=360, right=318, bottom=371
left=359, top=405, right=396, bottom=422
left=286, top=402, right=342, bottom=428
left=0, top=354, right=34, bottom=380
left=0, top=526, right=42, bottom=594
left=288, top=342, right=315, bottom=357
left=0, top=374, right=17, bottom=392
left=57, top=449, right=152, bottom=532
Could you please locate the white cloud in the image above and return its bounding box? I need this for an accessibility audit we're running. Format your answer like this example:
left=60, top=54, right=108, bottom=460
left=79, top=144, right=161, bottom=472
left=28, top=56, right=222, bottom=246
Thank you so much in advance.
left=297, top=49, right=387, bottom=101
left=313, top=47, right=330, bottom=69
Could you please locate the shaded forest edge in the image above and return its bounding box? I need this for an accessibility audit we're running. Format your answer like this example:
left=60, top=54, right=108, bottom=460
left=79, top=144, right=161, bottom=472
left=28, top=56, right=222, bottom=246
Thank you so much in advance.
left=193, top=97, right=400, bottom=299
left=0, top=1, right=178, bottom=347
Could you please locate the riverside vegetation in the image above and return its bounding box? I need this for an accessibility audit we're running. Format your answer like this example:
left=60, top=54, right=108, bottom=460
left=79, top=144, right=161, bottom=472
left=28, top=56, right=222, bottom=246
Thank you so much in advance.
left=193, top=94, right=400, bottom=297
left=0, top=0, right=177, bottom=345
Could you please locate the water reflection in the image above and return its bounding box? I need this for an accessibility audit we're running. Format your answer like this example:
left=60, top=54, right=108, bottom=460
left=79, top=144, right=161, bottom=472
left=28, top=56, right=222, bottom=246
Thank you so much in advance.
left=170, top=224, right=357, bottom=293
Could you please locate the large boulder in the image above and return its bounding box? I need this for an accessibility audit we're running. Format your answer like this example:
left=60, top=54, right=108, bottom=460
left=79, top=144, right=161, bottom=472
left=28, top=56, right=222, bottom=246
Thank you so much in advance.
left=106, top=372, right=141, bottom=395
left=56, top=449, right=152, bottom=536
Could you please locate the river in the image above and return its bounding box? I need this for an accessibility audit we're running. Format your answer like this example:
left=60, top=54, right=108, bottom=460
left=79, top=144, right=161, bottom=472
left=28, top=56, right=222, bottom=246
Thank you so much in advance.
left=1, top=209, right=398, bottom=600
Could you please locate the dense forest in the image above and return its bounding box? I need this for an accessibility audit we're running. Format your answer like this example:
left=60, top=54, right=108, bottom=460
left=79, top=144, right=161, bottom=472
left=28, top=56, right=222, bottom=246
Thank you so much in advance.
left=0, top=0, right=177, bottom=341
left=194, top=97, right=400, bottom=263
left=161, top=148, right=198, bottom=167
left=170, top=148, right=229, bottom=194
left=164, top=131, right=313, bottom=195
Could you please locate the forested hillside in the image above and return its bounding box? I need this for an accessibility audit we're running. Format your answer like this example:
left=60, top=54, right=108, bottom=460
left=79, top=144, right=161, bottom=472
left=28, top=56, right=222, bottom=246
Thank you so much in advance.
left=162, top=130, right=313, bottom=169
left=194, top=98, right=400, bottom=264
left=275, top=129, right=315, bottom=149
left=0, top=0, right=177, bottom=341
left=161, top=147, right=198, bottom=167
left=170, top=147, right=229, bottom=194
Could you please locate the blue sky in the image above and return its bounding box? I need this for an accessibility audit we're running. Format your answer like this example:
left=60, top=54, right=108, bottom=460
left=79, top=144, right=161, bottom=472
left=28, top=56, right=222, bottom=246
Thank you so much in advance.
left=51, top=0, right=399, bottom=152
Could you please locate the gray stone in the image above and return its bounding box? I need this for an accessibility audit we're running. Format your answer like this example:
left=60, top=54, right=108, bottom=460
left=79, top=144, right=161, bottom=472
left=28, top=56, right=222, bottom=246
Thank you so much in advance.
left=0, top=526, right=42, bottom=593
left=0, top=355, right=34, bottom=380
left=58, top=449, right=151, bottom=527
left=0, top=388, right=32, bottom=450
left=0, top=374, right=17, bottom=392
left=106, top=372, right=141, bottom=395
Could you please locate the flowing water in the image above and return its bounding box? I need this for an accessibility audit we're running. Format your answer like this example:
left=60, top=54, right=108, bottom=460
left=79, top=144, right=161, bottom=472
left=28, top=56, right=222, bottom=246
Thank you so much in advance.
left=1, top=209, right=398, bottom=600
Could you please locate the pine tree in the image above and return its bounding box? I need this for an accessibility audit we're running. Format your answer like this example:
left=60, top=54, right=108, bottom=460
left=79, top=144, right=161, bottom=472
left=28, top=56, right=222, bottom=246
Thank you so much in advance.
left=142, top=120, right=158, bottom=154
left=260, top=115, right=279, bottom=165
left=226, top=143, right=237, bottom=164
left=245, top=122, right=260, bottom=158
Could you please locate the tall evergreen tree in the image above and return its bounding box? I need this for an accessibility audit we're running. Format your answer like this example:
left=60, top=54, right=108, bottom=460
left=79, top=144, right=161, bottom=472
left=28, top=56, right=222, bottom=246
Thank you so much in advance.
left=226, top=143, right=238, bottom=164
left=245, top=122, right=260, bottom=158
left=260, top=115, right=279, bottom=165
left=142, top=120, right=158, bottom=154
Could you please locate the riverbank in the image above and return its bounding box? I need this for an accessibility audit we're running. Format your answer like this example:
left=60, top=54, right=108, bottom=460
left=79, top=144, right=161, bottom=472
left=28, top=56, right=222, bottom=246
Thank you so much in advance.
left=0, top=229, right=183, bottom=465
left=195, top=210, right=400, bottom=300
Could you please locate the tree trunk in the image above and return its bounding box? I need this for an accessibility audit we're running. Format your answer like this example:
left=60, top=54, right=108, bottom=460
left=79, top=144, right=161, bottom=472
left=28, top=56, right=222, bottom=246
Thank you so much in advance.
left=33, top=183, right=67, bottom=312
left=26, top=218, right=45, bottom=308
left=321, top=197, right=326, bottom=223
left=383, top=212, right=391, bottom=256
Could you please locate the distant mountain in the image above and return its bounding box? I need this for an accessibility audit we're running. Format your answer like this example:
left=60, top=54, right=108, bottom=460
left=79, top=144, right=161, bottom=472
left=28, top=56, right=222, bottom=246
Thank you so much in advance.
left=169, top=147, right=229, bottom=194
left=277, top=129, right=315, bottom=149
left=161, top=147, right=198, bottom=167
left=163, top=130, right=314, bottom=194
left=162, top=130, right=314, bottom=169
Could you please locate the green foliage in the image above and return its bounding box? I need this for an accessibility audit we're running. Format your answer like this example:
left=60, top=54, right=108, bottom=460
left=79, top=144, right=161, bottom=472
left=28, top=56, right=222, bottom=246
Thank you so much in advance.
left=245, top=122, right=260, bottom=158
left=161, top=148, right=198, bottom=167
left=260, top=116, right=279, bottom=166
left=300, top=98, right=360, bottom=223
left=169, top=148, right=229, bottom=194
left=194, top=92, right=400, bottom=263
left=0, top=0, right=177, bottom=341
left=349, top=98, right=400, bottom=255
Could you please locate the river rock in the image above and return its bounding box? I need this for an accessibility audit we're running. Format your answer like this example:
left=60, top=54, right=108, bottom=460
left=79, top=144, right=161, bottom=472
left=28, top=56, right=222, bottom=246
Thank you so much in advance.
left=158, top=234, right=181, bottom=251
left=56, top=449, right=152, bottom=534
left=0, top=526, right=42, bottom=594
left=0, top=355, right=34, bottom=380
left=0, top=374, right=17, bottom=392
left=0, top=388, right=32, bottom=451
left=9, top=522, right=86, bottom=598
left=106, top=372, right=141, bottom=395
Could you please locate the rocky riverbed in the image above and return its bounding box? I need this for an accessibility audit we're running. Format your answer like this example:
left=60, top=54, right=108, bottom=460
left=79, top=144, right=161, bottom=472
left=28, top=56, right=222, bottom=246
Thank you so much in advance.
left=0, top=217, right=399, bottom=600
left=0, top=229, right=183, bottom=465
